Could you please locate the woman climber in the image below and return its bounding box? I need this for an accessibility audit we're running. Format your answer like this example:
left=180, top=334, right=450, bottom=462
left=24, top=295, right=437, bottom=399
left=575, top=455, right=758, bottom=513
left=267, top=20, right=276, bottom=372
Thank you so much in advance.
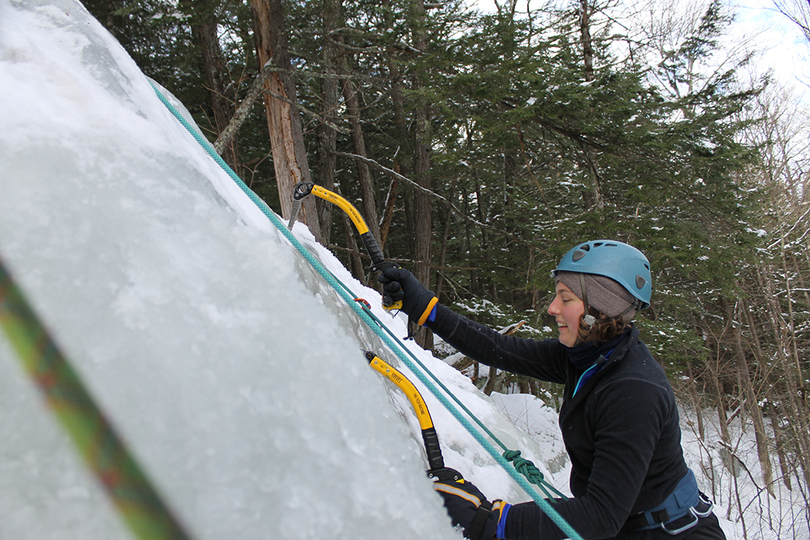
left=378, top=240, right=727, bottom=540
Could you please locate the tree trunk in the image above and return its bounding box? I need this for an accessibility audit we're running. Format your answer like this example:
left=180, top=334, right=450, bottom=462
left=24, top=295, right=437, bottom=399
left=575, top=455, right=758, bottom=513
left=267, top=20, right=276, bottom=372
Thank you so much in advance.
left=340, top=75, right=381, bottom=244
left=434, top=178, right=458, bottom=304
left=408, top=0, right=433, bottom=351
left=759, top=262, right=810, bottom=489
left=705, top=335, right=733, bottom=476
left=249, top=0, right=322, bottom=242
left=462, top=184, right=477, bottom=296
left=316, top=0, right=341, bottom=245
left=576, top=0, right=603, bottom=210
left=340, top=211, right=365, bottom=282
left=722, top=296, right=774, bottom=495
left=379, top=176, right=399, bottom=250
left=382, top=0, right=412, bottom=183
left=333, top=184, right=364, bottom=281
left=578, top=0, right=594, bottom=80
left=316, top=77, right=337, bottom=244
left=767, top=401, right=792, bottom=491
left=685, top=360, right=705, bottom=440
left=379, top=0, right=410, bottom=256
left=779, top=235, right=807, bottom=405
left=483, top=367, right=499, bottom=396
left=183, top=0, right=242, bottom=174
left=474, top=177, right=490, bottom=297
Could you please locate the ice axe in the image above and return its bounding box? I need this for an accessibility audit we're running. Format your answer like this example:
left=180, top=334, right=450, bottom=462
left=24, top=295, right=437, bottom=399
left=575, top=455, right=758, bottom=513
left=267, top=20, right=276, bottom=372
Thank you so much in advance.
left=364, top=350, right=461, bottom=479
left=287, top=182, right=402, bottom=311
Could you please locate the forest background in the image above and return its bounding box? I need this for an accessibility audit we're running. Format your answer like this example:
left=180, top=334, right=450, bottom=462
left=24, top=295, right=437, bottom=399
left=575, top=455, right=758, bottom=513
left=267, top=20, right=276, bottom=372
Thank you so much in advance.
left=79, top=0, right=810, bottom=531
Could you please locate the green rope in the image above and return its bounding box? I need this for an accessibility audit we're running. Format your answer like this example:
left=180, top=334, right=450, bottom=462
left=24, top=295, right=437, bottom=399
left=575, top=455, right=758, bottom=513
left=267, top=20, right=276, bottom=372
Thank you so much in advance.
left=150, top=81, right=584, bottom=540
left=503, top=450, right=567, bottom=500
left=341, top=283, right=568, bottom=499
left=0, top=258, right=191, bottom=540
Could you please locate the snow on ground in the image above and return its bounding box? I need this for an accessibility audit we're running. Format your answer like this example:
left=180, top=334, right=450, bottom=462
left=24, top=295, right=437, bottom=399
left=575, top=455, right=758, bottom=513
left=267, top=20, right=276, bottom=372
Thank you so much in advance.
left=488, top=389, right=810, bottom=539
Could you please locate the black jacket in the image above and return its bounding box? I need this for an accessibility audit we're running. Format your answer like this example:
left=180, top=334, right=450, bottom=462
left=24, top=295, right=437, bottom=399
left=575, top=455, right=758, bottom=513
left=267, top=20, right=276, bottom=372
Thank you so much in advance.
left=427, top=304, right=688, bottom=540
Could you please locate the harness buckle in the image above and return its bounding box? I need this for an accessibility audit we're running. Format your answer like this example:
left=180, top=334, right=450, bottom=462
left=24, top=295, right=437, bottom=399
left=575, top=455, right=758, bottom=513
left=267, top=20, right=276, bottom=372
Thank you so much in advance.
left=693, top=492, right=714, bottom=518
left=660, top=509, right=699, bottom=535
left=660, top=493, right=713, bottom=536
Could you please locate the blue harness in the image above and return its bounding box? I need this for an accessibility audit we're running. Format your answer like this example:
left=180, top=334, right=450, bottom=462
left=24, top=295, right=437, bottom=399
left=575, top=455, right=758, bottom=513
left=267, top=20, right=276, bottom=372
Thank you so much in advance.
left=625, top=469, right=713, bottom=534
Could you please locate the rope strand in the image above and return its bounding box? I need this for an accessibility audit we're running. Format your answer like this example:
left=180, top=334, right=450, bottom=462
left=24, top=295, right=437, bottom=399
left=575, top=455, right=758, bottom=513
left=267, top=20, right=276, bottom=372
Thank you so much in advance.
left=0, top=258, right=192, bottom=540
left=150, top=81, right=584, bottom=540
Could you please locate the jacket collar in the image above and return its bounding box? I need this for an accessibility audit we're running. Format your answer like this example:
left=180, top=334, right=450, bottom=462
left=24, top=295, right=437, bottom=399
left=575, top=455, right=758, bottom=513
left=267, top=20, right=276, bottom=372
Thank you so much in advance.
left=566, top=325, right=635, bottom=372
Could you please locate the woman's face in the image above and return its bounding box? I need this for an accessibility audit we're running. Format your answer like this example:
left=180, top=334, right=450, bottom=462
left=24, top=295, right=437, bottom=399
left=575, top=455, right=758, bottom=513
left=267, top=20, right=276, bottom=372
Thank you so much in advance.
left=548, top=281, right=585, bottom=347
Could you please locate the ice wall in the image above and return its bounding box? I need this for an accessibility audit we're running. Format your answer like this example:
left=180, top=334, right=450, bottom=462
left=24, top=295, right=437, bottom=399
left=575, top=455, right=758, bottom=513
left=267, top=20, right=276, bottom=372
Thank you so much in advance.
left=0, top=1, right=556, bottom=539
left=0, top=2, right=458, bottom=538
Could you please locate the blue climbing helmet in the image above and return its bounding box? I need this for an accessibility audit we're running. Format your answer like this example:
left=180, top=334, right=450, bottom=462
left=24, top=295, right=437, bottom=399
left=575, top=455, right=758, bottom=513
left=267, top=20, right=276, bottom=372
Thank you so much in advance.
left=553, top=240, right=652, bottom=309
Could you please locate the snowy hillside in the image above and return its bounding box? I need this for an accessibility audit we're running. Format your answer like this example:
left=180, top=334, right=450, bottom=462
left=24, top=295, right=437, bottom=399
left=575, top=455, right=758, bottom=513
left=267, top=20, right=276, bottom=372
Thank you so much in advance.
left=1, top=1, right=805, bottom=540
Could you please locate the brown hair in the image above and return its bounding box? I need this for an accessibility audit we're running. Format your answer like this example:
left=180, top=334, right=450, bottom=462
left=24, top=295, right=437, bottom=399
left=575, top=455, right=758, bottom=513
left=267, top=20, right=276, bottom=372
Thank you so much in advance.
left=576, top=307, right=629, bottom=345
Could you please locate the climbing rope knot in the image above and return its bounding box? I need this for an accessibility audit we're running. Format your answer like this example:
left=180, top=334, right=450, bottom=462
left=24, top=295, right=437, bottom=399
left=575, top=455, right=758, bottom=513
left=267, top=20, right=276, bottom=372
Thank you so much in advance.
left=503, top=450, right=545, bottom=485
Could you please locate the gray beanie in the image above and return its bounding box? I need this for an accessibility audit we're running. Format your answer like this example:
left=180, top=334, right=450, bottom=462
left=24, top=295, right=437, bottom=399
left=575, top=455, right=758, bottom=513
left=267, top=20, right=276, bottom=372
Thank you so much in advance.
left=556, top=271, right=636, bottom=323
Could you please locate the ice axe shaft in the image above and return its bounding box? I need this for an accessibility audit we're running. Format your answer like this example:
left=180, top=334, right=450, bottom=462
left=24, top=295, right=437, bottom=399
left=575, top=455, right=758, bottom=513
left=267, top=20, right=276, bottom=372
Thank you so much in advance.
left=364, top=351, right=444, bottom=472
left=290, top=182, right=401, bottom=310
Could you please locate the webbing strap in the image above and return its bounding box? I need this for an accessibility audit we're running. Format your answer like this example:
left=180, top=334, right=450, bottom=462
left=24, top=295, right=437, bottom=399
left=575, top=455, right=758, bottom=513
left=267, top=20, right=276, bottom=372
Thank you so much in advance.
left=150, top=81, right=584, bottom=540
left=0, top=258, right=191, bottom=540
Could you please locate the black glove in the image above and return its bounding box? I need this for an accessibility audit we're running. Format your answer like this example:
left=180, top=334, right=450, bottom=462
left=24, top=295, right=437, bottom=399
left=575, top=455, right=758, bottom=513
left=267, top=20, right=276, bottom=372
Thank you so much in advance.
left=378, top=267, right=438, bottom=325
left=430, top=468, right=510, bottom=540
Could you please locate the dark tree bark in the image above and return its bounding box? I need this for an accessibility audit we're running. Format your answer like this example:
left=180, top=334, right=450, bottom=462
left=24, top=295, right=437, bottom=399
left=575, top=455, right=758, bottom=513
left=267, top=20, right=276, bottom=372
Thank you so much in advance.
left=720, top=296, right=774, bottom=495
left=390, top=0, right=433, bottom=350
left=166, top=0, right=243, bottom=177
left=192, top=3, right=240, bottom=167
left=340, top=76, right=381, bottom=246
left=767, top=402, right=792, bottom=491
left=379, top=0, right=410, bottom=256
left=317, top=0, right=341, bottom=245
left=434, top=178, right=458, bottom=304
left=576, top=0, right=603, bottom=211
left=578, top=0, right=595, bottom=81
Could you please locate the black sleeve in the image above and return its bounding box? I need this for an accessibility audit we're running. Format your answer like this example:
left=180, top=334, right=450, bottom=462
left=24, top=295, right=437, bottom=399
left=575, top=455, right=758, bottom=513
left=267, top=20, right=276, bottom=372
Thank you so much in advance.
left=426, top=304, right=569, bottom=384
left=503, top=378, right=674, bottom=540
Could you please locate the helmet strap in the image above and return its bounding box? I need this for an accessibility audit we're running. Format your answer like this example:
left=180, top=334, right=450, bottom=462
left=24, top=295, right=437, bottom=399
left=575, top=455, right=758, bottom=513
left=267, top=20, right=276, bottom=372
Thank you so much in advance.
left=579, top=274, right=596, bottom=330
left=617, top=303, right=636, bottom=321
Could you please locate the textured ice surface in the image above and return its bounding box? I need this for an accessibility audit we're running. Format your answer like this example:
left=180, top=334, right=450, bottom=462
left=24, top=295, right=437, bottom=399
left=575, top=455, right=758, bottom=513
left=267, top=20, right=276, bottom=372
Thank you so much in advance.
left=0, top=2, right=554, bottom=539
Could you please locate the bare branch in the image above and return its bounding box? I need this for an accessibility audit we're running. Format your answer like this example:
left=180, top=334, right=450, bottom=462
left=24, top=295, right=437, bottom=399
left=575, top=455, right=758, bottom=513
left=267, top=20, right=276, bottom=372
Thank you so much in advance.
left=773, top=0, right=810, bottom=43
left=335, top=151, right=539, bottom=247
left=213, top=59, right=275, bottom=155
